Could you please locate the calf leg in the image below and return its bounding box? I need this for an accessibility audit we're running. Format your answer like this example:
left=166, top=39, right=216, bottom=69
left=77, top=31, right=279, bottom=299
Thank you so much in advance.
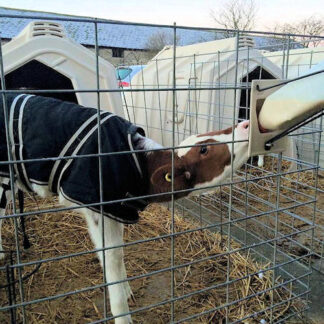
left=103, top=217, right=132, bottom=323
left=0, top=179, right=11, bottom=260
left=85, top=213, right=132, bottom=299
left=0, top=178, right=7, bottom=260
left=115, top=223, right=133, bottom=302
left=18, top=190, right=31, bottom=249
left=0, top=214, right=4, bottom=260
left=85, top=212, right=132, bottom=324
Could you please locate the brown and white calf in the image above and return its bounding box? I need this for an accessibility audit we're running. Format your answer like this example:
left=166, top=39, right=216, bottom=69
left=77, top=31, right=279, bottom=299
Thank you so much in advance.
left=0, top=95, right=249, bottom=323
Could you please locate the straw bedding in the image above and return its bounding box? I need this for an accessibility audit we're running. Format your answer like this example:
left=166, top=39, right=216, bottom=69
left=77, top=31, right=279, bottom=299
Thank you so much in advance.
left=0, top=194, right=306, bottom=323
left=194, top=157, right=324, bottom=258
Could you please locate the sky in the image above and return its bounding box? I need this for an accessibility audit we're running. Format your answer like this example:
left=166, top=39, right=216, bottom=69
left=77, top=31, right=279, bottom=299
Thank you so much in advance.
left=0, top=0, right=323, bottom=31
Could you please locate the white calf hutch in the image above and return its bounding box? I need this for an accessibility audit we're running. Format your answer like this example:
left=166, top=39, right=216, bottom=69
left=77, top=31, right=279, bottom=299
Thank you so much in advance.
left=123, top=36, right=282, bottom=147
left=2, top=21, right=123, bottom=116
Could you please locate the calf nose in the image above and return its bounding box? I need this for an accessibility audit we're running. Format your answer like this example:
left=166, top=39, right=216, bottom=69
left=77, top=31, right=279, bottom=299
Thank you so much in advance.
left=237, top=120, right=249, bottom=133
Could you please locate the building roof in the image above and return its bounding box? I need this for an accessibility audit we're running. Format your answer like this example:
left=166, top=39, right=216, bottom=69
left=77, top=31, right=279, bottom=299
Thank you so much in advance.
left=0, top=7, right=302, bottom=51
left=0, top=7, right=220, bottom=50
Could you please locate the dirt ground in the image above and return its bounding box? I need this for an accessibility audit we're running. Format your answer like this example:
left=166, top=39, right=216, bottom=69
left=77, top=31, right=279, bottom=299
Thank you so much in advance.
left=0, top=199, right=307, bottom=323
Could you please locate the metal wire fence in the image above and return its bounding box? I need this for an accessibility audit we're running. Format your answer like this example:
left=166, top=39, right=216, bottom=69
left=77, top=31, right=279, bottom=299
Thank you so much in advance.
left=0, top=10, right=323, bottom=324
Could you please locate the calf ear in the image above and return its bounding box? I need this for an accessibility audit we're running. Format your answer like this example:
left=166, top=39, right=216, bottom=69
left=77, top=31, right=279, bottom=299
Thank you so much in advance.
left=150, top=164, right=191, bottom=187
left=151, top=164, right=173, bottom=186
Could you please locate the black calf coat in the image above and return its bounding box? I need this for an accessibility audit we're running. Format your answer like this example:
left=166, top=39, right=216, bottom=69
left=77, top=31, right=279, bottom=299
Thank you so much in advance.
left=0, top=94, right=147, bottom=223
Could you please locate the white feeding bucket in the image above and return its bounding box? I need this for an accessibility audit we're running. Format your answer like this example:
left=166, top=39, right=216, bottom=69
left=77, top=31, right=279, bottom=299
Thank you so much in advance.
left=248, top=62, right=324, bottom=158
left=259, top=64, right=324, bottom=131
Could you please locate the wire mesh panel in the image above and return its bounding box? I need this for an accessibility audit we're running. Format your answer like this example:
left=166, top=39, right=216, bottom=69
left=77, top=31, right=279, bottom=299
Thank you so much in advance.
left=0, top=10, right=323, bottom=324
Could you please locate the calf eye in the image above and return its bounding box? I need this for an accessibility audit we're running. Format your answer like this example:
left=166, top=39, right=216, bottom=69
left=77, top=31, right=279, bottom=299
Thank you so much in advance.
left=200, top=145, right=208, bottom=155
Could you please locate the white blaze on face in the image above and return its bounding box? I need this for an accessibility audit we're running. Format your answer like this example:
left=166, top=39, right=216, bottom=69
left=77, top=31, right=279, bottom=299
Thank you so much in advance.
left=177, top=121, right=250, bottom=191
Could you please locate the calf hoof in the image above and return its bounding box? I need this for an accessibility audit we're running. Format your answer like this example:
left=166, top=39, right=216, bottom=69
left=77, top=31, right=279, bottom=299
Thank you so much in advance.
left=128, top=292, right=136, bottom=306
left=124, top=282, right=135, bottom=305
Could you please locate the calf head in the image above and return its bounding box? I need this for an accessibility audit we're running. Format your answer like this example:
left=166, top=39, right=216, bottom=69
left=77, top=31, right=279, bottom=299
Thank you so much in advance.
left=178, top=120, right=250, bottom=191
left=146, top=149, right=194, bottom=201
left=147, top=120, right=250, bottom=201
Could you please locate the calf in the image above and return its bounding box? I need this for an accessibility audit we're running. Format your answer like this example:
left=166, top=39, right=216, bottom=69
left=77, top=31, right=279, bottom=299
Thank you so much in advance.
left=0, top=94, right=250, bottom=323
